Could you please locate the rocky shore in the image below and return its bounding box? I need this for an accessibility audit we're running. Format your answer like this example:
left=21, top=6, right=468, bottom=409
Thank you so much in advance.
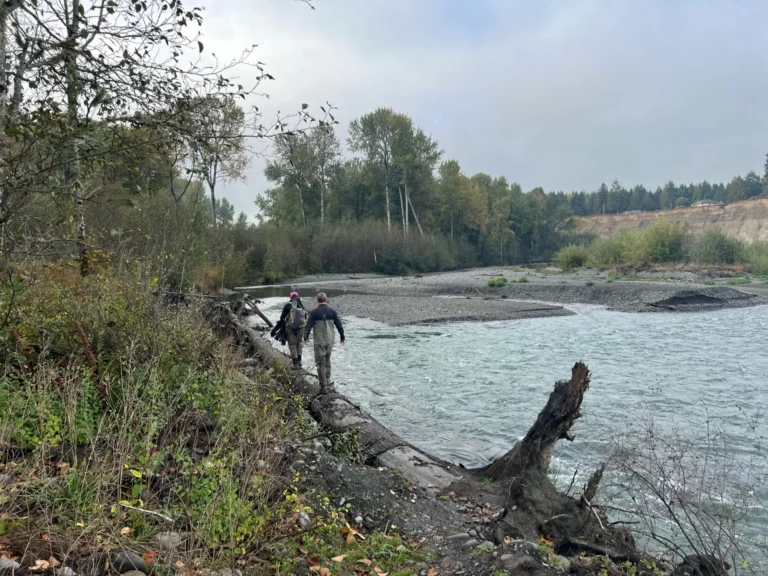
left=250, top=266, right=768, bottom=325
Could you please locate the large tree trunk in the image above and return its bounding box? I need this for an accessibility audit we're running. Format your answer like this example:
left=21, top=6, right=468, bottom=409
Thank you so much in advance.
left=384, top=170, right=391, bottom=231
left=397, top=186, right=405, bottom=236
left=485, top=362, right=590, bottom=481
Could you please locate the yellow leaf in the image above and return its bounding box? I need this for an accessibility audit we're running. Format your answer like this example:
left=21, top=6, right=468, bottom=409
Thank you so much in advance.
left=358, top=559, right=373, bottom=567
left=331, top=555, right=346, bottom=562
left=47, top=557, right=61, bottom=568
left=119, top=527, right=133, bottom=537
left=373, top=568, right=388, bottom=576
left=299, top=547, right=309, bottom=555
left=128, top=469, right=142, bottom=479
left=175, top=561, right=185, bottom=568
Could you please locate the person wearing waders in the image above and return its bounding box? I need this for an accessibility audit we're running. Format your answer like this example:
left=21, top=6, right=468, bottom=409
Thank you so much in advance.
left=280, top=291, right=306, bottom=369
left=304, top=292, right=345, bottom=393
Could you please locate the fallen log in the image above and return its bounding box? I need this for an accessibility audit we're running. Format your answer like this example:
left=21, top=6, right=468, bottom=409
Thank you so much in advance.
left=243, top=295, right=273, bottom=327
left=208, top=301, right=462, bottom=493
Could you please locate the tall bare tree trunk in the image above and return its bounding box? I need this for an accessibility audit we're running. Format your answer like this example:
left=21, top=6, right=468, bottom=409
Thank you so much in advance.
left=384, top=166, right=391, bottom=231
left=398, top=186, right=405, bottom=236
left=404, top=175, right=410, bottom=236
left=64, top=0, right=87, bottom=276
left=208, top=158, right=219, bottom=231
left=320, top=183, right=325, bottom=226
left=408, top=195, right=424, bottom=237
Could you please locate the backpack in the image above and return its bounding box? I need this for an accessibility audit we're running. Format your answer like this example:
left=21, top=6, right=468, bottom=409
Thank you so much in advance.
left=289, top=302, right=307, bottom=330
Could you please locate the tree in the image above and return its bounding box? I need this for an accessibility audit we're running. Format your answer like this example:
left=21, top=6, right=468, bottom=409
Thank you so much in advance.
left=308, top=126, right=341, bottom=225
left=188, top=96, right=250, bottom=230
left=348, top=108, right=399, bottom=230
left=0, top=0, right=265, bottom=272
left=264, top=133, right=316, bottom=228
left=764, top=154, right=768, bottom=196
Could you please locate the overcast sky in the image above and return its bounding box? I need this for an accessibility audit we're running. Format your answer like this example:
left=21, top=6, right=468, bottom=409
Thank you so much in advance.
left=200, top=0, right=768, bottom=218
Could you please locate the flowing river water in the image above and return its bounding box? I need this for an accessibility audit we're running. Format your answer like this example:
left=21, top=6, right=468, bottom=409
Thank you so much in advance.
left=253, top=292, right=768, bottom=560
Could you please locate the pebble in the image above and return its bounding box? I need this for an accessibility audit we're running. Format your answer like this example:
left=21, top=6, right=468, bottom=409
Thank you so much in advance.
left=446, top=533, right=470, bottom=541
left=308, top=466, right=317, bottom=472
left=57, top=568, right=77, bottom=576
left=313, top=442, right=324, bottom=452
left=298, top=511, right=312, bottom=530
left=396, top=545, right=406, bottom=553
left=217, top=569, right=243, bottom=576
left=511, top=505, right=518, bottom=511
left=257, top=460, right=266, bottom=470
left=111, top=552, right=147, bottom=574
left=119, top=572, right=145, bottom=576
left=468, top=529, right=478, bottom=537
left=338, top=497, right=346, bottom=507
left=363, top=516, right=375, bottom=529
left=354, top=515, right=364, bottom=526
left=500, top=554, right=513, bottom=561
left=294, top=460, right=305, bottom=467
left=0, top=558, right=21, bottom=572
left=462, top=539, right=479, bottom=548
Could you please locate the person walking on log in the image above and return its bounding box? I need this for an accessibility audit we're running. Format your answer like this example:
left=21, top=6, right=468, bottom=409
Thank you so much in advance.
left=304, top=292, right=345, bottom=393
left=280, top=291, right=307, bottom=369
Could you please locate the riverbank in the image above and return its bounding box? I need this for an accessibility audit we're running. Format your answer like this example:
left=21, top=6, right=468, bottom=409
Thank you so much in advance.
left=242, top=266, right=767, bottom=323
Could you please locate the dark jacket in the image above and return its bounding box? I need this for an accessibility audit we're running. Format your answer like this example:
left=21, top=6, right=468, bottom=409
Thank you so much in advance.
left=304, top=303, right=344, bottom=347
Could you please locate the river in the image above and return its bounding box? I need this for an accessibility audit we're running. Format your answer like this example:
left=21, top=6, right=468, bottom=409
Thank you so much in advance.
left=255, top=294, right=768, bottom=561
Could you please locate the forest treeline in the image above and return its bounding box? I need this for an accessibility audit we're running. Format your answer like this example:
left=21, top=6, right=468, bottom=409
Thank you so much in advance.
left=247, top=107, right=768, bottom=281
left=2, top=0, right=767, bottom=289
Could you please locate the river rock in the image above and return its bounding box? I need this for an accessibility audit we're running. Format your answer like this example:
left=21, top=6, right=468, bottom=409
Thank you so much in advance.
left=313, top=442, right=324, bottom=452
left=298, top=511, right=312, bottom=530
left=0, top=558, right=21, bottom=572
left=467, top=529, right=478, bottom=537
left=462, top=539, right=479, bottom=548
left=111, top=552, right=147, bottom=574
left=152, top=531, right=187, bottom=551
left=475, top=541, right=493, bottom=552
left=57, top=568, right=77, bottom=576
left=118, top=571, right=146, bottom=576
left=354, top=515, right=363, bottom=526
left=446, top=533, right=470, bottom=541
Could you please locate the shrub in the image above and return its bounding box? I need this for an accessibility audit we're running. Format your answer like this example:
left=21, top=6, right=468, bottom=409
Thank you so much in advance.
left=554, top=244, right=589, bottom=271
left=727, top=276, right=751, bottom=285
left=642, top=219, right=690, bottom=263
left=691, top=230, right=744, bottom=264
left=487, top=276, right=508, bottom=287
left=616, top=230, right=649, bottom=268
left=586, top=236, right=624, bottom=269
left=744, top=241, right=768, bottom=275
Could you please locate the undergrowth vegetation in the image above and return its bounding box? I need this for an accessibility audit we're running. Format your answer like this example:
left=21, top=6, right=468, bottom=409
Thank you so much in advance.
left=555, top=220, right=768, bottom=273
left=0, top=264, right=363, bottom=571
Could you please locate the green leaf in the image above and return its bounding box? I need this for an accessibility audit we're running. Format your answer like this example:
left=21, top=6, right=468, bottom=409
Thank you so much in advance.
left=128, top=469, right=142, bottom=479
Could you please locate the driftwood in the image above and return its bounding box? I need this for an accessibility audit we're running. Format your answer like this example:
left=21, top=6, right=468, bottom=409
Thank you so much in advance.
left=485, top=362, right=590, bottom=481
left=242, top=295, right=273, bottom=328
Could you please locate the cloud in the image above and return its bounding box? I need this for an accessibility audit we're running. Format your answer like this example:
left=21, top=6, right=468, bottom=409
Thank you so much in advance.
left=198, top=0, right=768, bottom=217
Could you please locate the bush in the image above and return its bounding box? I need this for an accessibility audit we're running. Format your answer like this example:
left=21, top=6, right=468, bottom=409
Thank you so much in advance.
left=586, top=237, right=624, bottom=269
left=727, top=276, right=751, bottom=285
left=487, top=276, right=508, bottom=287
left=642, top=219, right=690, bottom=263
left=744, top=241, right=768, bottom=275
left=554, top=244, right=589, bottom=271
left=691, top=230, right=744, bottom=264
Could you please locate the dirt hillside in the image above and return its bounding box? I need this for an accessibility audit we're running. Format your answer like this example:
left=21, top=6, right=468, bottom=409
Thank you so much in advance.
left=575, top=198, right=768, bottom=242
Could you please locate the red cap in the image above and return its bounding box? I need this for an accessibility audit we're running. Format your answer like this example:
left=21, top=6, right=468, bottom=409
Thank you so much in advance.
left=290, top=291, right=299, bottom=298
